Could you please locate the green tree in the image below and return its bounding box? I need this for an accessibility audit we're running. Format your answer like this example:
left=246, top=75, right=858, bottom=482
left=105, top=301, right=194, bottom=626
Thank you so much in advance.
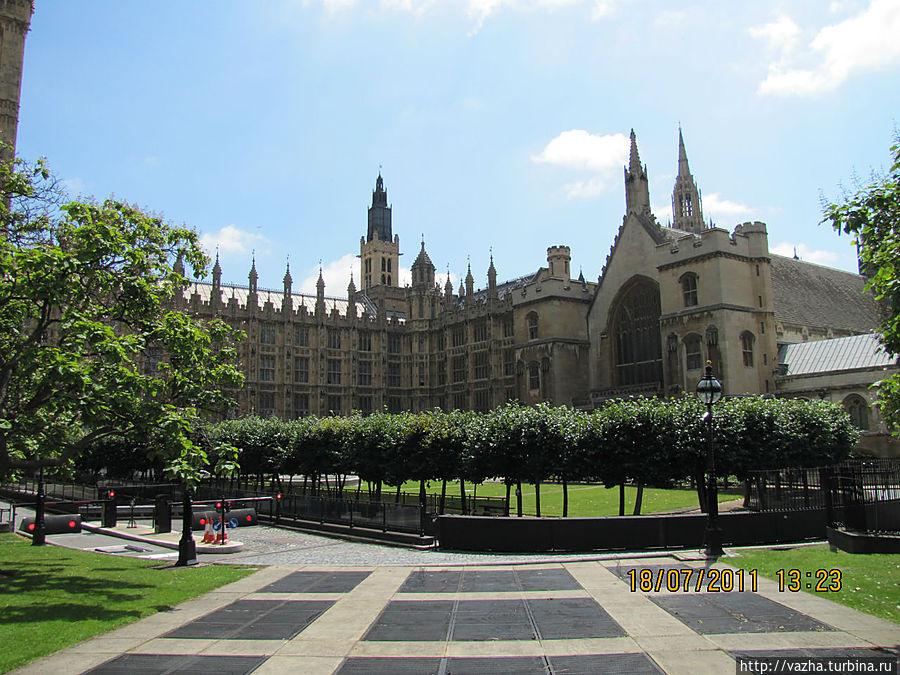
left=824, top=135, right=900, bottom=432
left=0, top=155, right=243, bottom=487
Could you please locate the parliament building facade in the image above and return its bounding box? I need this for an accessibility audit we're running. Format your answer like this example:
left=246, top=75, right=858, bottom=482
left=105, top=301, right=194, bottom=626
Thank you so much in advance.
left=172, top=131, right=897, bottom=454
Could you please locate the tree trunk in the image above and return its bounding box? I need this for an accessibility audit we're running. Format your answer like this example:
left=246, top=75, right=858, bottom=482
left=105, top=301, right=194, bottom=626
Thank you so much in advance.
left=618, top=483, right=625, bottom=516
left=439, top=479, right=447, bottom=514
left=395, top=483, right=401, bottom=503
left=505, top=481, right=511, bottom=517
left=632, top=482, right=644, bottom=515
left=375, top=480, right=382, bottom=502
left=562, top=476, right=568, bottom=518
left=516, top=480, right=523, bottom=517
left=534, top=481, right=541, bottom=518
left=459, top=480, right=466, bottom=515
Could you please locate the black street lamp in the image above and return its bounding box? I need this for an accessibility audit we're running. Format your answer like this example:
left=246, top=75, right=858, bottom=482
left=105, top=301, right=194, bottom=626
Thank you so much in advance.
left=696, top=361, right=724, bottom=557
left=175, top=487, right=198, bottom=566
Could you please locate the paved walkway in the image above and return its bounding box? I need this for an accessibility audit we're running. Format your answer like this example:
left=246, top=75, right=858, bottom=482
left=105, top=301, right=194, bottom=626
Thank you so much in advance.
left=11, top=552, right=899, bottom=674
left=5, top=504, right=898, bottom=674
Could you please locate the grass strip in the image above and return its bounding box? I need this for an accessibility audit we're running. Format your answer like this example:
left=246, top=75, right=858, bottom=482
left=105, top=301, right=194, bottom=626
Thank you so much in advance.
left=728, top=544, right=900, bottom=625
left=0, top=533, right=257, bottom=673
left=363, top=480, right=740, bottom=517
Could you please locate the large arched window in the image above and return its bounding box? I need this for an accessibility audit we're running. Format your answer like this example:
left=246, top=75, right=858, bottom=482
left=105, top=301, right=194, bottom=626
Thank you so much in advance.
left=611, top=278, right=663, bottom=387
left=681, top=272, right=698, bottom=307
left=527, top=312, right=539, bottom=340
left=843, top=395, right=870, bottom=431
left=741, top=332, right=755, bottom=367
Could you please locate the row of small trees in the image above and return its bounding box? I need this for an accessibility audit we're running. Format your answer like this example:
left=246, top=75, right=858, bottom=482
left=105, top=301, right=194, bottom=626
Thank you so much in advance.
left=198, top=398, right=858, bottom=516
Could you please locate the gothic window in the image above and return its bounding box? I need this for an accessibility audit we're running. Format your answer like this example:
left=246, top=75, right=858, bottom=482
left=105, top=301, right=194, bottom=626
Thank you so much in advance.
left=453, top=392, right=467, bottom=411
left=474, top=390, right=490, bottom=412
left=258, top=392, right=275, bottom=417
left=358, top=395, right=373, bottom=415
left=527, top=312, right=539, bottom=340
left=388, top=362, right=401, bottom=388
left=294, top=356, right=309, bottom=383
left=473, top=320, right=488, bottom=342
left=438, top=358, right=447, bottom=386
left=327, top=329, right=341, bottom=349
left=452, top=355, right=467, bottom=383
left=259, top=355, right=275, bottom=382
left=452, top=326, right=466, bottom=347
left=741, top=332, right=755, bottom=367
left=358, top=360, right=372, bottom=386
left=381, top=274, right=386, bottom=284
left=682, top=195, right=692, bottom=216
left=358, top=331, right=371, bottom=351
left=503, top=316, right=514, bottom=337
left=612, top=279, right=663, bottom=387
left=387, top=275, right=391, bottom=285
left=474, top=351, right=489, bottom=380
left=528, top=362, right=540, bottom=391
left=295, top=326, right=309, bottom=347
left=843, top=395, right=870, bottom=431
left=418, top=335, right=425, bottom=352
left=365, top=258, right=371, bottom=274
left=293, top=393, right=309, bottom=418
left=326, top=395, right=342, bottom=415
left=381, top=258, right=386, bottom=272
left=326, top=358, right=341, bottom=385
left=504, top=349, right=515, bottom=376
left=387, top=259, right=392, bottom=273
left=418, top=362, right=425, bottom=387
left=388, top=333, right=402, bottom=354
left=260, top=324, right=276, bottom=344
left=684, top=334, right=703, bottom=371
left=681, top=273, right=698, bottom=307
left=418, top=297, right=424, bottom=318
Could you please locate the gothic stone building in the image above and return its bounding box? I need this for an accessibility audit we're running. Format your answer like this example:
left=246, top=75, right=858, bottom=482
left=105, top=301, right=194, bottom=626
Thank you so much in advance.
left=172, top=130, right=897, bottom=455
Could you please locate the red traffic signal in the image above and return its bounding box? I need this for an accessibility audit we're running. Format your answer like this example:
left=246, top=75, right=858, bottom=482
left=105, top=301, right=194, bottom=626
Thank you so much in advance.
left=215, top=501, right=223, bottom=509
left=107, top=490, right=115, bottom=499
left=275, top=493, right=282, bottom=501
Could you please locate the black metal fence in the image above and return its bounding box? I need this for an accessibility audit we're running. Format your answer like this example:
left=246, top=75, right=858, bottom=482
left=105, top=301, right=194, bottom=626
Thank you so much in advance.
left=746, top=458, right=900, bottom=533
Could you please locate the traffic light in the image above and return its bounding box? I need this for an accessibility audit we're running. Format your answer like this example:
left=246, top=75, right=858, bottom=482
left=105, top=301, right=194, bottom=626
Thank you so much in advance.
left=107, top=490, right=116, bottom=500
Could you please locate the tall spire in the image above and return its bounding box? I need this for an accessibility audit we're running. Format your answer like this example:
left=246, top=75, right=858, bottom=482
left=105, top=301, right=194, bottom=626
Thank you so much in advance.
left=367, top=171, right=392, bottom=242
left=282, top=257, right=292, bottom=297
left=248, top=252, right=258, bottom=293
left=624, top=129, right=651, bottom=217
left=629, top=128, right=643, bottom=175
left=671, top=127, right=706, bottom=234
left=487, top=250, right=498, bottom=299
left=465, top=259, right=474, bottom=299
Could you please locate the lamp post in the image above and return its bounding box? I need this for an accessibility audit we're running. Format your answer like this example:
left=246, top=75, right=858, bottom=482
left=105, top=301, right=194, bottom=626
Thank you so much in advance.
left=696, top=361, right=724, bottom=557
left=175, top=487, right=198, bottom=566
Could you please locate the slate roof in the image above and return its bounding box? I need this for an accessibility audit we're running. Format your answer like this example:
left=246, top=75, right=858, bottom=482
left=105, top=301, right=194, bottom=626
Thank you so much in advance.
left=778, top=333, right=897, bottom=376
left=771, top=255, right=879, bottom=333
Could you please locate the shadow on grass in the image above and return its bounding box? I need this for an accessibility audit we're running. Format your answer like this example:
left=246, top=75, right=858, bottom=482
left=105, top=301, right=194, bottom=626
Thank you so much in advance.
left=0, top=559, right=154, bottom=624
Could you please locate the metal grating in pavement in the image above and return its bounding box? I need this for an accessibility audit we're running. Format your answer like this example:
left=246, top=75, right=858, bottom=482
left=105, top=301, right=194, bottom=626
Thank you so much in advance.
left=163, top=599, right=334, bottom=640
left=84, top=654, right=266, bottom=675
left=257, top=570, right=371, bottom=593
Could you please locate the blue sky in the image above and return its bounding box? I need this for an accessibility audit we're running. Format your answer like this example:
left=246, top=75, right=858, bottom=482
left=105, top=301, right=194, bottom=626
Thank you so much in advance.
left=17, top=0, right=900, bottom=296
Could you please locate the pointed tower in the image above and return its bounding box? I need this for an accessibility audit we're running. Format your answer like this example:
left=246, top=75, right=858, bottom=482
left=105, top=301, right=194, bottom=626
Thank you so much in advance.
left=671, top=128, right=705, bottom=234
left=487, top=253, right=498, bottom=299
left=315, top=267, right=325, bottom=315
left=360, top=172, right=401, bottom=290
left=624, top=129, right=651, bottom=217
left=248, top=254, right=259, bottom=310
left=411, top=238, right=435, bottom=289
left=0, top=1, right=33, bottom=162
left=465, top=262, right=475, bottom=299
left=282, top=259, right=293, bottom=313
left=444, top=266, right=454, bottom=301
left=211, top=251, right=222, bottom=308
left=347, top=273, right=357, bottom=317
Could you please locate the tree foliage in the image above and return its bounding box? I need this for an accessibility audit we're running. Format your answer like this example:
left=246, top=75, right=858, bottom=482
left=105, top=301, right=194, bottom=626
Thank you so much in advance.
left=189, top=397, right=859, bottom=512
left=0, top=155, right=243, bottom=486
left=824, top=134, right=900, bottom=432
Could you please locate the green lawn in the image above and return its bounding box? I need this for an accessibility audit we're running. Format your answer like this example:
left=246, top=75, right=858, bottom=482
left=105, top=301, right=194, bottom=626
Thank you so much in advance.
left=0, top=533, right=258, bottom=673
left=728, top=544, right=900, bottom=625
left=365, top=480, right=741, bottom=517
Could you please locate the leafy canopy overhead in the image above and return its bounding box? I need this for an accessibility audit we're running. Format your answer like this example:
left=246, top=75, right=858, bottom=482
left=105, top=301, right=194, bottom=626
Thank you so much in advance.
left=824, top=135, right=900, bottom=432
left=0, top=154, right=243, bottom=484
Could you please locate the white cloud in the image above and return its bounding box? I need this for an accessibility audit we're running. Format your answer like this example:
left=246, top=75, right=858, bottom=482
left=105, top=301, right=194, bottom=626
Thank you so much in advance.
left=534, top=130, right=628, bottom=199
left=753, top=0, right=900, bottom=96
left=533, top=130, right=628, bottom=172
left=748, top=15, right=801, bottom=54
left=298, top=253, right=414, bottom=294
left=200, top=225, right=267, bottom=255
left=772, top=241, right=841, bottom=267
left=702, top=193, right=752, bottom=220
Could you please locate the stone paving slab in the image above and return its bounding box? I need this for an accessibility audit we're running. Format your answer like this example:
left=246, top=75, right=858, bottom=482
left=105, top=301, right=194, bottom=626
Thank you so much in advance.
left=11, top=557, right=899, bottom=675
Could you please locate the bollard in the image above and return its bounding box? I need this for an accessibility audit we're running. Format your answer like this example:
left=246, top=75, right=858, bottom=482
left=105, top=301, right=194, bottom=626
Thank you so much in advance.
left=154, top=494, right=172, bottom=534
left=101, top=490, right=117, bottom=528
